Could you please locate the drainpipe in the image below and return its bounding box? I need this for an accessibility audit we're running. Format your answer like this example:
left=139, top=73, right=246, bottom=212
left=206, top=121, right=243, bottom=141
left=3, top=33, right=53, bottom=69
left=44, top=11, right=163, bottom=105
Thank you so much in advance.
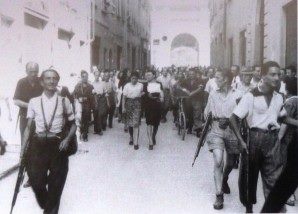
left=259, top=0, right=265, bottom=65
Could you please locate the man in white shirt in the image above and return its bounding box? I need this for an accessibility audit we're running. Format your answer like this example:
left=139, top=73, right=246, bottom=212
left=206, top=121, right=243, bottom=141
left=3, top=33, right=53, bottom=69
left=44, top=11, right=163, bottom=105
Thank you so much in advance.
left=92, top=70, right=109, bottom=135
left=230, top=61, right=284, bottom=213
left=204, top=67, right=217, bottom=94
left=157, top=69, right=172, bottom=122
left=250, top=65, right=262, bottom=88
left=22, top=69, right=76, bottom=214
left=236, top=67, right=254, bottom=96
left=204, top=68, right=241, bottom=210
left=231, top=65, right=241, bottom=90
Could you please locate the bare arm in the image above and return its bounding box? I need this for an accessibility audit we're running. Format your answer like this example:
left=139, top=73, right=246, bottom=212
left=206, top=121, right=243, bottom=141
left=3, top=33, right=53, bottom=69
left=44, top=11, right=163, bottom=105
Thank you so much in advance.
left=229, top=114, right=248, bottom=153
left=283, top=117, right=298, bottom=127
left=122, top=96, right=127, bottom=113
left=5, top=98, right=12, bottom=121
left=14, top=99, right=28, bottom=109
left=59, top=121, right=77, bottom=152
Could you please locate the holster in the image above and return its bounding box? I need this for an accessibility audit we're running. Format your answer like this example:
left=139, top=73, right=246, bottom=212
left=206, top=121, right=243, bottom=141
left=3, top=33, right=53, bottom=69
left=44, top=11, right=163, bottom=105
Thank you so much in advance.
left=214, top=118, right=230, bottom=130
left=34, top=132, right=62, bottom=141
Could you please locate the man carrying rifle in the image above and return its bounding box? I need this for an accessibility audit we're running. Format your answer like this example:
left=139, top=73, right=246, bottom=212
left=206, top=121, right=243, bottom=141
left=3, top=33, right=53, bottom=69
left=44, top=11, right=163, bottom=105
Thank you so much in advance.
left=21, top=69, right=76, bottom=213
left=204, top=68, right=244, bottom=210
left=230, top=61, right=284, bottom=213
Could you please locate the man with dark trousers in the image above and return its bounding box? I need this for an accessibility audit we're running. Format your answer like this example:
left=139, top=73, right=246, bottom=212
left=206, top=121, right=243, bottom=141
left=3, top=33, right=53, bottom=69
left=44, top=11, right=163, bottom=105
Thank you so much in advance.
left=230, top=61, right=284, bottom=213
left=183, top=69, right=205, bottom=136
left=73, top=70, right=93, bottom=141
left=13, top=61, right=43, bottom=188
left=22, top=69, right=76, bottom=214
left=13, top=62, right=43, bottom=143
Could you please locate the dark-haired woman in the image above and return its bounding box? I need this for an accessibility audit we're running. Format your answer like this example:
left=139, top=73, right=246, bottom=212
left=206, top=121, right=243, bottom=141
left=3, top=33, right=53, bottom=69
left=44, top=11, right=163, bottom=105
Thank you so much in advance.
left=143, top=70, right=164, bottom=150
left=122, top=72, right=143, bottom=150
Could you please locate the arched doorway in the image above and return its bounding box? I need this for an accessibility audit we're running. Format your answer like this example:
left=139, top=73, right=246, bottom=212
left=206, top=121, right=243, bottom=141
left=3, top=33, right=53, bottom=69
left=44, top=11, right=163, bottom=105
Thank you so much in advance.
left=170, top=33, right=199, bottom=67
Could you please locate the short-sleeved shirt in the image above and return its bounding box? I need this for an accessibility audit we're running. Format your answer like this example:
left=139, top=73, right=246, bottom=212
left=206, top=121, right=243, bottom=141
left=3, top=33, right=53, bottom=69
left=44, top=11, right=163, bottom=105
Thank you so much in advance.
left=147, top=82, right=163, bottom=94
left=13, top=77, right=43, bottom=116
left=123, top=82, right=143, bottom=99
left=92, top=80, right=108, bottom=96
left=204, top=78, right=218, bottom=94
left=233, top=87, right=284, bottom=130
left=204, top=88, right=241, bottom=119
left=27, top=92, right=74, bottom=133
left=156, top=76, right=171, bottom=90
left=231, top=75, right=241, bottom=90
left=235, top=82, right=253, bottom=96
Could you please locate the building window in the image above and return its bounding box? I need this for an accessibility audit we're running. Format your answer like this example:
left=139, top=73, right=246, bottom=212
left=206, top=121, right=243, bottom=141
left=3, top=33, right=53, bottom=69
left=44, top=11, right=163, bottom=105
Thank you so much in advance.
left=24, top=12, right=47, bottom=30
left=1, top=15, right=14, bottom=28
left=229, top=38, right=233, bottom=67
left=58, top=28, right=74, bottom=42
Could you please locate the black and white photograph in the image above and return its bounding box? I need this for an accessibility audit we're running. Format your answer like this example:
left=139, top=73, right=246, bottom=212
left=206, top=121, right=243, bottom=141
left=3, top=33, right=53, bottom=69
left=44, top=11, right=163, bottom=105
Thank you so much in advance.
left=0, top=0, right=297, bottom=213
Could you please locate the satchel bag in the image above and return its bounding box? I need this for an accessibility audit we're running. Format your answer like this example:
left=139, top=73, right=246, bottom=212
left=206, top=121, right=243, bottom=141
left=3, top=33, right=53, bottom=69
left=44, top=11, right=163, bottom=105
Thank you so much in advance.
left=62, top=97, right=78, bottom=156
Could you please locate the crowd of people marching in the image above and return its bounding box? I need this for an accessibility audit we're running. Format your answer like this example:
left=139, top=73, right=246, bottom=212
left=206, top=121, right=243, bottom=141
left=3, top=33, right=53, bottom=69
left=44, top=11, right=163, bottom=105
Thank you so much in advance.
left=0, top=61, right=297, bottom=213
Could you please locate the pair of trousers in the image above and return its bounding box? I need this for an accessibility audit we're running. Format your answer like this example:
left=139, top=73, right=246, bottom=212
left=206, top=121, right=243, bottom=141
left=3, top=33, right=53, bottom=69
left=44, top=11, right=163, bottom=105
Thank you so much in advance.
left=239, top=129, right=282, bottom=205
left=261, top=132, right=298, bottom=212
left=19, top=115, right=28, bottom=144
left=81, top=105, right=91, bottom=139
left=107, top=104, right=116, bottom=127
left=93, top=111, right=107, bottom=132
left=27, top=136, right=68, bottom=214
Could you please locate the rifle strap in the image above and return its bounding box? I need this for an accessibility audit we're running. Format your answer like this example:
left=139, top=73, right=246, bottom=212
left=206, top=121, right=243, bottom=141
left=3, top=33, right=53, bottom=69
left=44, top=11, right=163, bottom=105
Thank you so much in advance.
left=41, top=96, right=58, bottom=132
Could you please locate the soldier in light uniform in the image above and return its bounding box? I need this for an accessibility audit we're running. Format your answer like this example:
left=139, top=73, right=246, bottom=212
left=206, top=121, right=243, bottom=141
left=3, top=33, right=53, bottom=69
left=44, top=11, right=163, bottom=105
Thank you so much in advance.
left=204, top=68, right=242, bottom=210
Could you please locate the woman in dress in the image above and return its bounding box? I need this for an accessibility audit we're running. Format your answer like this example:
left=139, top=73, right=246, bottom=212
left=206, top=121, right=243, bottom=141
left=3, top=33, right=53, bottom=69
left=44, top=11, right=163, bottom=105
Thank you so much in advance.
left=122, top=72, right=143, bottom=150
left=143, top=70, right=164, bottom=150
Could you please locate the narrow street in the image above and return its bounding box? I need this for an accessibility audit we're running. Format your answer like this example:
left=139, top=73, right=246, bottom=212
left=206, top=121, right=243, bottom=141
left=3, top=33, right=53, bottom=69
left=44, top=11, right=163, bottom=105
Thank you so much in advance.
left=2, top=117, right=296, bottom=214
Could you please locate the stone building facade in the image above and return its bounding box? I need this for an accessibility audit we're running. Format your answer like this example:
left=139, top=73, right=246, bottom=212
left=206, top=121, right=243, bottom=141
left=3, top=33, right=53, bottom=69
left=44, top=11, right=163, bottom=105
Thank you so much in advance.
left=92, top=0, right=151, bottom=71
left=0, top=0, right=151, bottom=95
left=209, top=0, right=297, bottom=69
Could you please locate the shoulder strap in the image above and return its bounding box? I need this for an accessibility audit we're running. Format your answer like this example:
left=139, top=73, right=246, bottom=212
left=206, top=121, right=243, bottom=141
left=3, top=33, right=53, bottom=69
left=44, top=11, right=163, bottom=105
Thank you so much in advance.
left=41, top=96, right=58, bottom=132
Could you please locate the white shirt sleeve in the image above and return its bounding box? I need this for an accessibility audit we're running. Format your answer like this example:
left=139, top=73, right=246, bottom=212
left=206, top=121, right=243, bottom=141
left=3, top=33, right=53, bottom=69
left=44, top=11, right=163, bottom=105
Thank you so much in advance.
left=204, top=79, right=211, bottom=93
left=122, top=84, right=128, bottom=97
left=204, top=92, right=213, bottom=119
left=27, top=99, right=35, bottom=119
left=233, top=93, right=251, bottom=119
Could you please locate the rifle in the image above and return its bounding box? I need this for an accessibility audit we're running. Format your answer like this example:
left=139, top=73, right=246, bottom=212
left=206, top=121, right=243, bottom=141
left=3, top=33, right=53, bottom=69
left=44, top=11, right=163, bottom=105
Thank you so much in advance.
left=238, top=120, right=252, bottom=212
left=10, top=128, right=32, bottom=214
left=192, top=112, right=212, bottom=167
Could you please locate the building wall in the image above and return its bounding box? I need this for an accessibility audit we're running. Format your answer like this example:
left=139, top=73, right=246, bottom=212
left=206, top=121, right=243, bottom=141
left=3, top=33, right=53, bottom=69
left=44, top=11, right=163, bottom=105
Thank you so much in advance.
left=209, top=0, right=297, bottom=69
left=0, top=0, right=91, bottom=94
left=151, top=0, right=210, bottom=68
left=92, top=0, right=150, bottom=71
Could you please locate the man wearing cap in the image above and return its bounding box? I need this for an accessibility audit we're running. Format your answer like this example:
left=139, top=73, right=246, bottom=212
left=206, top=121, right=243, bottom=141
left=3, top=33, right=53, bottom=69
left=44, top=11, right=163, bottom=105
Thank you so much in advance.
left=230, top=61, right=284, bottom=212
left=236, top=67, right=254, bottom=95
left=73, top=70, right=94, bottom=142
left=23, top=69, right=76, bottom=214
